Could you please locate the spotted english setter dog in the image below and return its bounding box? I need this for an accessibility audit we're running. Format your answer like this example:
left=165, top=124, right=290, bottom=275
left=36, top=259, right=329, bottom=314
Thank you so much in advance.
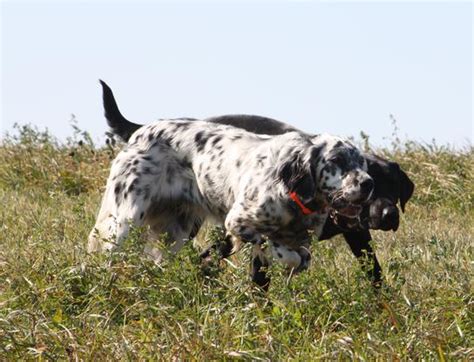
left=88, top=81, right=374, bottom=277
left=96, top=81, right=414, bottom=289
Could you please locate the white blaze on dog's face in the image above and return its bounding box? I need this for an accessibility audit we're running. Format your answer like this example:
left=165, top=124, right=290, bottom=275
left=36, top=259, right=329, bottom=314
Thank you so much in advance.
left=310, top=135, right=374, bottom=217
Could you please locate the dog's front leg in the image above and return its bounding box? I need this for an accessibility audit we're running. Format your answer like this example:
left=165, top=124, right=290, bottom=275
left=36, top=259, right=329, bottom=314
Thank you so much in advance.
left=225, top=208, right=274, bottom=289
left=249, top=238, right=312, bottom=291
left=250, top=244, right=271, bottom=290
left=343, top=230, right=382, bottom=289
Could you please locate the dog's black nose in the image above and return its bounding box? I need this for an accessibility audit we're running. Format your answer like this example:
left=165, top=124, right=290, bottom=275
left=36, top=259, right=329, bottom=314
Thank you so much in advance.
left=381, top=206, right=399, bottom=231
left=360, top=178, right=374, bottom=194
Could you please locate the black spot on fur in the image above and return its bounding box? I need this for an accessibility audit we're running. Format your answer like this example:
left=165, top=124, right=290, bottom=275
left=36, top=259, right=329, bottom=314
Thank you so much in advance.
left=194, top=131, right=210, bottom=152
left=212, top=135, right=222, bottom=146
left=161, top=137, right=172, bottom=147
left=204, top=174, right=214, bottom=186
left=256, top=155, right=267, bottom=166
left=156, top=129, right=165, bottom=139
left=128, top=178, right=139, bottom=193
left=114, top=183, right=122, bottom=195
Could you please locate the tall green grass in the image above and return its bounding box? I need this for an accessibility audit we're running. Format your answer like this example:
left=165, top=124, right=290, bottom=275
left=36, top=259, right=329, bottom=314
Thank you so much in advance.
left=0, top=124, right=472, bottom=359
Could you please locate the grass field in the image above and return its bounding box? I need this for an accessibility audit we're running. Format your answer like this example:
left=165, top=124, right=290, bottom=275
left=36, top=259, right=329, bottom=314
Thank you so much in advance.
left=0, top=124, right=472, bottom=360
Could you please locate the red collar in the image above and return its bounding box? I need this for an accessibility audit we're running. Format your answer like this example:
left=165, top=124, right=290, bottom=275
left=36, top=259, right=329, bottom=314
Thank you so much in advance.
left=289, top=191, right=316, bottom=215
left=289, top=192, right=328, bottom=216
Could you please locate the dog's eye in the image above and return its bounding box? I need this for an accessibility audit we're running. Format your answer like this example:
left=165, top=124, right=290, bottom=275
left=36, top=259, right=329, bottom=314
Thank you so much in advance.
left=329, top=155, right=345, bottom=164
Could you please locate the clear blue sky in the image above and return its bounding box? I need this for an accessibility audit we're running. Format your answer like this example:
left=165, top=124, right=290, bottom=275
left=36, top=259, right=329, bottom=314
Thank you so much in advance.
left=1, top=1, right=472, bottom=148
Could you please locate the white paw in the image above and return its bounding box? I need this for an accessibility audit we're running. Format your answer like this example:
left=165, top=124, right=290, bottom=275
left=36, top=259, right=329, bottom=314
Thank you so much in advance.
left=271, top=244, right=302, bottom=269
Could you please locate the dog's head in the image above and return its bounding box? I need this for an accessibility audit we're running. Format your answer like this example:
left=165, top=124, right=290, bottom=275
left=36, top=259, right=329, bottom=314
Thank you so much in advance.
left=326, top=154, right=415, bottom=232
left=361, top=154, right=415, bottom=231
left=278, top=135, right=373, bottom=218
left=313, top=136, right=374, bottom=217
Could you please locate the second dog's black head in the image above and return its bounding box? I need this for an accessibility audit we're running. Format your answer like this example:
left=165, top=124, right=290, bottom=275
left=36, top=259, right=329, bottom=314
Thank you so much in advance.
left=334, top=153, right=414, bottom=231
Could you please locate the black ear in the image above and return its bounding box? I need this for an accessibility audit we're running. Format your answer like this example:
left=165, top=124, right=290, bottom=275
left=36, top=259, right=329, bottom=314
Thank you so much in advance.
left=278, top=155, right=315, bottom=202
left=398, top=169, right=414, bottom=212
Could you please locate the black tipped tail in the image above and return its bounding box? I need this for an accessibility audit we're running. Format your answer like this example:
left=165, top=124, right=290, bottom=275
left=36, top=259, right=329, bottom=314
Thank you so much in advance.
left=99, top=80, right=142, bottom=142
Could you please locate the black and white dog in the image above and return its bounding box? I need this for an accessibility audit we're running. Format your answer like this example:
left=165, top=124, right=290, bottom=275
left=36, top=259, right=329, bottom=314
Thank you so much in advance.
left=89, top=81, right=374, bottom=279
left=96, top=81, right=414, bottom=289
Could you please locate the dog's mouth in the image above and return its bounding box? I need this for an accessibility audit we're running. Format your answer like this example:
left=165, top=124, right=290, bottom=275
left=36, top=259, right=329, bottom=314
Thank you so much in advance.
left=328, top=191, right=365, bottom=219
left=332, top=204, right=363, bottom=219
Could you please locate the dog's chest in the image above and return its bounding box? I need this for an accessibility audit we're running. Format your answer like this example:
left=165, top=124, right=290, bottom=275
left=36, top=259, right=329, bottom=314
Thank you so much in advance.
left=264, top=210, right=327, bottom=242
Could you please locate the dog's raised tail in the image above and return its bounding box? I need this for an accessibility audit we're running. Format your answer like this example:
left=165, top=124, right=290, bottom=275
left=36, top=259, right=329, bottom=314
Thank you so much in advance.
left=99, top=80, right=142, bottom=142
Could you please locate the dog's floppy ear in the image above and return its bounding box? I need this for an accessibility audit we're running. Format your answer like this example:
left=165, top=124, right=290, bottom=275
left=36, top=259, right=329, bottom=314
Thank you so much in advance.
left=398, top=168, right=414, bottom=213
left=278, top=154, right=316, bottom=202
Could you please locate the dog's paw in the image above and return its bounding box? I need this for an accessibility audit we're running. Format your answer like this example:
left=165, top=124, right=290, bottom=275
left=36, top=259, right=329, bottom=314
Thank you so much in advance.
left=270, top=243, right=312, bottom=273
left=294, top=246, right=311, bottom=273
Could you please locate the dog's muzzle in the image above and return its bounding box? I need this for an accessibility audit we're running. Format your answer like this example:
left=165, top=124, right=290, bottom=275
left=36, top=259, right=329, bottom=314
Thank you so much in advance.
left=328, top=177, right=374, bottom=219
left=368, top=199, right=400, bottom=231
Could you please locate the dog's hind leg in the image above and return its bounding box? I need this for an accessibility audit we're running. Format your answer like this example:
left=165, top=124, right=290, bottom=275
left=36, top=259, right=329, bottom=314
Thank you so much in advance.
left=88, top=173, right=153, bottom=253
left=88, top=185, right=121, bottom=252
left=144, top=206, right=203, bottom=263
